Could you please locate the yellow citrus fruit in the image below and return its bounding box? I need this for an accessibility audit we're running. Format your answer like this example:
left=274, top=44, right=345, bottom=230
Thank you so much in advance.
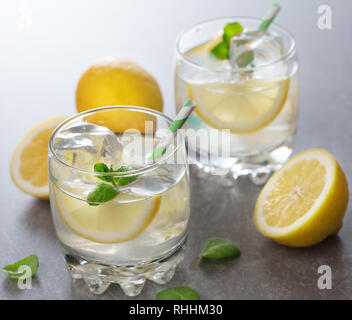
left=187, top=78, right=289, bottom=133
left=254, top=149, right=349, bottom=247
left=76, top=57, right=163, bottom=133
left=54, top=185, right=161, bottom=243
left=10, top=117, right=66, bottom=199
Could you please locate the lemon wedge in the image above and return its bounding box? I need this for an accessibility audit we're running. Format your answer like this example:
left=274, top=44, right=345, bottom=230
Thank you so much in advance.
left=54, top=185, right=161, bottom=243
left=187, top=78, right=289, bottom=133
left=10, top=117, right=66, bottom=199
left=254, top=149, right=349, bottom=247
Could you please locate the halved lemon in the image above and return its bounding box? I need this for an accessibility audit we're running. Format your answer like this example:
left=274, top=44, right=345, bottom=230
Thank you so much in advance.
left=254, top=149, right=349, bottom=247
left=54, top=186, right=161, bottom=243
left=187, top=78, right=289, bottom=133
left=10, top=117, right=66, bottom=199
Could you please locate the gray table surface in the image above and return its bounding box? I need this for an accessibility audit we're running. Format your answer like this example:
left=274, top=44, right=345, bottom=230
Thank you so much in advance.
left=1, top=0, right=352, bottom=300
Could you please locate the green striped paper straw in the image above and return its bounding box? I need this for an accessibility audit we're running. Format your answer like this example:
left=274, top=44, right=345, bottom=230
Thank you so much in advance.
left=258, top=3, right=281, bottom=31
left=149, top=99, right=196, bottom=161
left=230, top=3, right=281, bottom=68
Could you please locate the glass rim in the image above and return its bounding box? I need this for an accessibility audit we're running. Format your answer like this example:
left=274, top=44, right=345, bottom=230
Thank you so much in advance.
left=175, top=15, right=297, bottom=74
left=49, top=105, right=181, bottom=177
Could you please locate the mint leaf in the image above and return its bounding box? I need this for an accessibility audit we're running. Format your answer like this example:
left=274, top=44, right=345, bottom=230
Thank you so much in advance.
left=94, top=163, right=138, bottom=186
left=156, top=287, right=200, bottom=300
left=94, top=163, right=109, bottom=173
left=87, top=183, right=119, bottom=206
left=222, top=22, right=243, bottom=43
left=211, top=41, right=229, bottom=60
left=200, top=238, right=240, bottom=260
left=94, top=163, right=115, bottom=184
left=2, top=254, right=39, bottom=279
left=114, top=165, right=138, bottom=186
left=88, top=164, right=139, bottom=205
left=236, top=50, right=254, bottom=68
left=211, top=22, right=243, bottom=60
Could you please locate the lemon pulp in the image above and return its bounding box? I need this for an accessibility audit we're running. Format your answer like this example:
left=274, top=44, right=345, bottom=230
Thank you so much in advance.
left=254, top=149, right=349, bottom=247
left=10, top=117, right=66, bottom=199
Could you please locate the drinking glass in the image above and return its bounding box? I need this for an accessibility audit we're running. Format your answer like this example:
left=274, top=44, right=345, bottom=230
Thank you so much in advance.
left=175, top=17, right=299, bottom=184
left=49, top=106, right=190, bottom=296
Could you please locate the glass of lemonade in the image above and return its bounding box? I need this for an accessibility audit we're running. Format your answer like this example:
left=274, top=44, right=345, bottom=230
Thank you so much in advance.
left=49, top=106, right=190, bottom=296
left=175, top=17, right=299, bottom=183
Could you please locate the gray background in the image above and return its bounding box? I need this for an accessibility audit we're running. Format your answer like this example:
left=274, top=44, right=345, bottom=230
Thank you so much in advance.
left=1, top=0, right=352, bottom=300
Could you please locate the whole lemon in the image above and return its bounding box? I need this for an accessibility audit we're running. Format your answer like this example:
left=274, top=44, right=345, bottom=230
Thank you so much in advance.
left=76, top=57, right=163, bottom=133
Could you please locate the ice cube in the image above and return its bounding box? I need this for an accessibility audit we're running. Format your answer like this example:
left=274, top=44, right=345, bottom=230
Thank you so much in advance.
left=53, top=122, right=124, bottom=170
left=230, top=30, right=283, bottom=68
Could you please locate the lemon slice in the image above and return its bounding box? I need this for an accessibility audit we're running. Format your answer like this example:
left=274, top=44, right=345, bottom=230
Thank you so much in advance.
left=10, top=117, right=66, bottom=199
left=54, top=186, right=161, bottom=243
left=189, top=36, right=223, bottom=55
left=187, top=78, right=289, bottom=133
left=254, top=149, right=349, bottom=247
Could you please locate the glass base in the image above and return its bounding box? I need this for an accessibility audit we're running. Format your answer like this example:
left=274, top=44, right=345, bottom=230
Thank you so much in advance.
left=189, top=136, right=294, bottom=186
left=63, top=236, right=186, bottom=296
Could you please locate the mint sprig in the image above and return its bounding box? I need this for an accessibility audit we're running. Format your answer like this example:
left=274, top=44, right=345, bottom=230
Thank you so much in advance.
left=156, top=286, right=200, bottom=300
left=2, top=254, right=39, bottom=279
left=87, top=183, right=119, bottom=206
left=114, top=165, right=139, bottom=186
left=199, top=238, right=241, bottom=260
left=211, top=22, right=243, bottom=60
left=94, top=163, right=115, bottom=184
left=87, top=163, right=138, bottom=206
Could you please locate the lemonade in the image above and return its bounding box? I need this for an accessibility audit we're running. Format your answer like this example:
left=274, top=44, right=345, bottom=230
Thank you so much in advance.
left=49, top=107, right=190, bottom=296
left=50, top=174, right=189, bottom=261
left=175, top=17, right=299, bottom=182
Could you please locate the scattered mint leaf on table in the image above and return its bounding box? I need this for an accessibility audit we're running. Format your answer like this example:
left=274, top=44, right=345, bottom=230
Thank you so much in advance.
left=156, top=286, right=200, bottom=300
left=2, top=254, right=39, bottom=279
left=200, top=238, right=240, bottom=260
